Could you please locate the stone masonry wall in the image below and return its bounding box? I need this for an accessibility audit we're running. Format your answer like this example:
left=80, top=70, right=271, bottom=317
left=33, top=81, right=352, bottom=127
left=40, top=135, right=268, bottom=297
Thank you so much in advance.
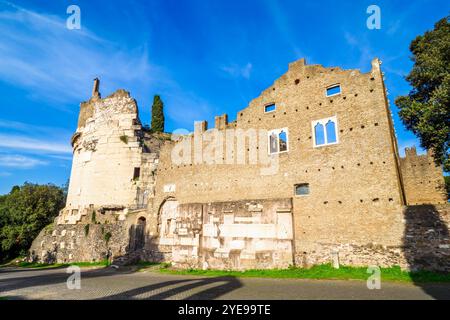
left=143, top=198, right=294, bottom=270
left=28, top=59, right=448, bottom=272
left=400, top=147, right=447, bottom=205
left=152, top=58, right=409, bottom=266
left=29, top=208, right=150, bottom=264
left=60, top=89, right=159, bottom=224
left=295, top=204, right=450, bottom=272
left=30, top=218, right=129, bottom=264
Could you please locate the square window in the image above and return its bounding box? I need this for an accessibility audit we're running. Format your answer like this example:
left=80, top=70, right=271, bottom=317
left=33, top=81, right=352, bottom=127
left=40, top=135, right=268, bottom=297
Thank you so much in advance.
left=326, top=85, right=341, bottom=97
left=295, top=183, right=310, bottom=196
left=264, top=104, right=276, bottom=113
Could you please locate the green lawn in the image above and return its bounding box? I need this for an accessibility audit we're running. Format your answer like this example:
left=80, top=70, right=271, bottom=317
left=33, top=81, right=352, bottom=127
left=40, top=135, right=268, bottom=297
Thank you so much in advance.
left=156, top=263, right=450, bottom=283
left=6, top=259, right=450, bottom=284
left=11, top=260, right=110, bottom=269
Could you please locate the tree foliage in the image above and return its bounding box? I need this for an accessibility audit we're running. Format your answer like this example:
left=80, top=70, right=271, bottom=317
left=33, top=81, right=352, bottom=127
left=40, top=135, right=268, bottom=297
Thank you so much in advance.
left=445, top=176, right=450, bottom=199
left=151, top=95, right=165, bottom=133
left=0, top=183, right=65, bottom=261
left=395, top=16, right=450, bottom=171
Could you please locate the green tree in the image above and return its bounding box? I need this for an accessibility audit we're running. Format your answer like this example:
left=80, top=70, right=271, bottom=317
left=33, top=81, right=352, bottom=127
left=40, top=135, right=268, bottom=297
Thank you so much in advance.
left=445, top=176, right=450, bottom=199
left=395, top=16, right=450, bottom=171
left=151, top=95, right=165, bottom=133
left=0, top=183, right=65, bottom=261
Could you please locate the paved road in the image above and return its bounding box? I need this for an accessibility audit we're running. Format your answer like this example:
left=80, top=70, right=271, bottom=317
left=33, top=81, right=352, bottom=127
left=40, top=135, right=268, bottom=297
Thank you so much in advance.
left=0, top=266, right=449, bottom=300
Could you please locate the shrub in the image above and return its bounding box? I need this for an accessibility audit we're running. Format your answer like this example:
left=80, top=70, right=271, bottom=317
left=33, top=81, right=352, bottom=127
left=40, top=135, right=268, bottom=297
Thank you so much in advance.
left=0, top=183, right=65, bottom=262
left=119, top=135, right=128, bottom=144
left=104, top=232, right=112, bottom=243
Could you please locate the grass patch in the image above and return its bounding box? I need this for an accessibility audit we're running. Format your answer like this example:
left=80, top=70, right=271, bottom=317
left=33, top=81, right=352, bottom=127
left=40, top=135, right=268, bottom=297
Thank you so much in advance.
left=14, top=260, right=110, bottom=269
left=104, top=232, right=112, bottom=243
left=157, top=264, right=450, bottom=283
left=0, top=257, right=26, bottom=267
left=0, top=297, right=8, bottom=300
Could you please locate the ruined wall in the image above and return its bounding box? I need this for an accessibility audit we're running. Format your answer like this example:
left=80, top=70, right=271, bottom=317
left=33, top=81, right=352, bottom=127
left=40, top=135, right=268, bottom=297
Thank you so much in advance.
left=60, top=89, right=158, bottom=224
left=400, top=147, right=447, bottom=205
left=144, top=198, right=293, bottom=270
left=29, top=211, right=132, bottom=264
left=30, top=59, right=449, bottom=272
left=295, top=204, right=450, bottom=272
left=200, top=199, right=293, bottom=270
left=152, top=58, right=407, bottom=266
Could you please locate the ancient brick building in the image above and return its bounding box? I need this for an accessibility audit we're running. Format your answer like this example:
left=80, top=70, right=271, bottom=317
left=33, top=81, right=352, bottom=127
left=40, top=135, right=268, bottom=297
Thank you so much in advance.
left=30, top=59, right=449, bottom=272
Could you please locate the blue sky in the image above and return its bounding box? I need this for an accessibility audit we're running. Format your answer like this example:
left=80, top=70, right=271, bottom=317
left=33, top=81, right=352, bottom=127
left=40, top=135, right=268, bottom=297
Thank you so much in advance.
left=0, top=0, right=448, bottom=194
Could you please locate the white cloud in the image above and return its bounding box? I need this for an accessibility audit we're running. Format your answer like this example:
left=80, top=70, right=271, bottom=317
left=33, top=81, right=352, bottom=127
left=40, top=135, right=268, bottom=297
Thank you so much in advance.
left=263, top=0, right=308, bottom=60
left=221, top=63, right=253, bottom=79
left=47, top=154, right=72, bottom=161
left=0, top=2, right=215, bottom=131
left=0, top=119, right=71, bottom=137
left=0, top=1, right=158, bottom=107
left=0, top=154, right=48, bottom=168
left=344, top=32, right=375, bottom=70
left=0, top=133, right=71, bottom=154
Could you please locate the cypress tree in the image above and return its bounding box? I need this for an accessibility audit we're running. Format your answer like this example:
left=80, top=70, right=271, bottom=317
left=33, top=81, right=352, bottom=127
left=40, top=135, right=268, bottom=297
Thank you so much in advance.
left=151, top=95, right=165, bottom=133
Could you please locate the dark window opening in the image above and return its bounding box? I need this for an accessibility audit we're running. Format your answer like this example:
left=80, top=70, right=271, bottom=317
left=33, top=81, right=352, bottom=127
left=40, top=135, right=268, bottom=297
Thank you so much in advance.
left=133, top=167, right=141, bottom=180
left=138, top=216, right=146, bottom=224
left=295, top=183, right=310, bottom=196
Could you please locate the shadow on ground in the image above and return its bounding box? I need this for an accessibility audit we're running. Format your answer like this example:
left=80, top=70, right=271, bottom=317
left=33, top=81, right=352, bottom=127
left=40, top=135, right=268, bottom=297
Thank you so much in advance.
left=404, top=205, right=450, bottom=300
left=0, top=266, right=242, bottom=300
left=97, top=276, right=242, bottom=300
left=0, top=266, right=123, bottom=293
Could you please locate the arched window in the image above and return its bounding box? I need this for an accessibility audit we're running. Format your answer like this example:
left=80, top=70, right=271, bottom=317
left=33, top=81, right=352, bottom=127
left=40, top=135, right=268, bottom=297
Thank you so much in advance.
left=312, top=116, right=338, bottom=147
left=314, top=123, right=325, bottom=146
left=325, top=120, right=337, bottom=144
left=269, top=133, right=278, bottom=154
left=268, top=128, right=289, bottom=154
left=158, top=198, right=179, bottom=237
left=279, top=130, right=288, bottom=152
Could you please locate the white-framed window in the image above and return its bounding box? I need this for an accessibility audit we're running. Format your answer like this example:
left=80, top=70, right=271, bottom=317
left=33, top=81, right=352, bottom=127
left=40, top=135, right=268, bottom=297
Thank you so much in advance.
left=268, top=128, right=289, bottom=154
left=326, top=84, right=341, bottom=97
left=264, top=103, right=276, bottom=113
left=312, top=116, right=338, bottom=147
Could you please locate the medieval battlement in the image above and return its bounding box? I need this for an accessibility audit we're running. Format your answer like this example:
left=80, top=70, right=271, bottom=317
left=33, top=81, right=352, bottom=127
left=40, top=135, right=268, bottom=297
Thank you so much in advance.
left=201, top=58, right=384, bottom=134
left=400, top=146, right=447, bottom=205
